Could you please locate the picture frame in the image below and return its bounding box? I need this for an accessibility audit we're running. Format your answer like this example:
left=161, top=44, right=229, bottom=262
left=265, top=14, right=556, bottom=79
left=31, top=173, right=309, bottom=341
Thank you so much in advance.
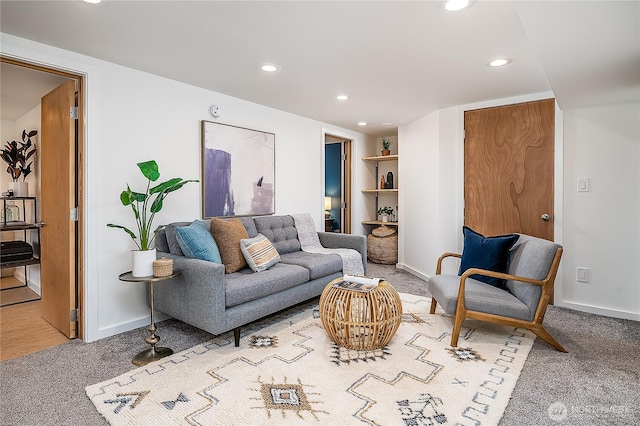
left=201, top=120, right=275, bottom=218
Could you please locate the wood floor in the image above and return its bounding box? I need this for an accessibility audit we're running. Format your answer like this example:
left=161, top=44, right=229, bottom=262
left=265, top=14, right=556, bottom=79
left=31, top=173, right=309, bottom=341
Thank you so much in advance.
left=1, top=276, right=40, bottom=307
left=0, top=278, right=68, bottom=361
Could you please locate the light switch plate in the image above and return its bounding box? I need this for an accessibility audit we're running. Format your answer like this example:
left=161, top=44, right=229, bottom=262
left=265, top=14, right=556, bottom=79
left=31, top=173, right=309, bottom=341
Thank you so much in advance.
left=577, top=178, right=589, bottom=192
left=576, top=267, right=589, bottom=283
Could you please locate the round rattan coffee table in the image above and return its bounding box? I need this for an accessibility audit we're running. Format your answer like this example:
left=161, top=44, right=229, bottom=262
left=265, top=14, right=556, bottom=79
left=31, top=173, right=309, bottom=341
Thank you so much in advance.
left=319, top=277, right=403, bottom=351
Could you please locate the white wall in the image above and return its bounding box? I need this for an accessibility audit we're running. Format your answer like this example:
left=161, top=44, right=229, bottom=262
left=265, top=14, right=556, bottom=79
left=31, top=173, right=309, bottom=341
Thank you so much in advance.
left=399, top=97, right=640, bottom=321
left=2, top=34, right=370, bottom=341
left=561, top=102, right=640, bottom=318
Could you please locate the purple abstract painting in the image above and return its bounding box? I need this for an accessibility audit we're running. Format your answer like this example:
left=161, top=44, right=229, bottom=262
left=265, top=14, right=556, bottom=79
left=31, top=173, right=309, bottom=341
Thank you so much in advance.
left=201, top=121, right=275, bottom=218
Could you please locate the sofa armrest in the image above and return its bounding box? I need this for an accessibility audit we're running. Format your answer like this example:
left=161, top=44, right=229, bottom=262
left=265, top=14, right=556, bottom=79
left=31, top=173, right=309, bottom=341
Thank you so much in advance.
left=317, top=232, right=368, bottom=274
left=153, top=251, right=227, bottom=334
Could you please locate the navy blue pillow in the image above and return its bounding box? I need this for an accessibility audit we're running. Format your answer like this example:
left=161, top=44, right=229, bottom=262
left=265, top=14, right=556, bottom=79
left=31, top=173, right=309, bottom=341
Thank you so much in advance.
left=458, top=226, right=519, bottom=290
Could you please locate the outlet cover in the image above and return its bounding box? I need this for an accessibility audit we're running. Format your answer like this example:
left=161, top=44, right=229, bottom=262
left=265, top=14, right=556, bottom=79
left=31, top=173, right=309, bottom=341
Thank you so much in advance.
left=576, top=267, right=589, bottom=283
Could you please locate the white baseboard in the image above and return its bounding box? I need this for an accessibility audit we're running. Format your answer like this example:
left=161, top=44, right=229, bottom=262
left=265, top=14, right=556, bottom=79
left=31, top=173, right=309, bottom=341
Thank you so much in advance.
left=92, top=311, right=171, bottom=341
left=557, top=300, right=640, bottom=321
left=395, top=263, right=431, bottom=282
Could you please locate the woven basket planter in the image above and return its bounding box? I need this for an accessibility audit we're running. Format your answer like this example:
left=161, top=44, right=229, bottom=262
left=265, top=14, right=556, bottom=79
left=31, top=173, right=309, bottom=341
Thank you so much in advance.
left=367, top=233, right=398, bottom=264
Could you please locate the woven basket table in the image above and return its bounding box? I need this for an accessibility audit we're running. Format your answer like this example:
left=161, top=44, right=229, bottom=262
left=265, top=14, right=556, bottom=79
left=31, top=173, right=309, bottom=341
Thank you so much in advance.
left=319, top=277, right=403, bottom=351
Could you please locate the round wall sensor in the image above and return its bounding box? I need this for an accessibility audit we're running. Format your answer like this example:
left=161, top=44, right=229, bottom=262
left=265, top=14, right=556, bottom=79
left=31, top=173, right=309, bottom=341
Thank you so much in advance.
left=209, top=105, right=221, bottom=118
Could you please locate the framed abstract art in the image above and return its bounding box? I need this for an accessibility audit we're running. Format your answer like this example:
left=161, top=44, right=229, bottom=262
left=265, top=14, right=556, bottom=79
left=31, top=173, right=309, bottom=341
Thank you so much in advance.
left=201, top=121, right=275, bottom=218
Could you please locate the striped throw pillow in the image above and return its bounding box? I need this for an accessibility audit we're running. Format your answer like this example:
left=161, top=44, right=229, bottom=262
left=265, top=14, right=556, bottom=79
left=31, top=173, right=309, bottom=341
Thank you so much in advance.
left=240, top=233, right=281, bottom=272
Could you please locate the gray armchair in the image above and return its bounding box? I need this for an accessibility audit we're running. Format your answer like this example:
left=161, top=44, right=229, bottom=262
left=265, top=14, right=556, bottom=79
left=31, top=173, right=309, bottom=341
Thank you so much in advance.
left=428, top=234, right=566, bottom=352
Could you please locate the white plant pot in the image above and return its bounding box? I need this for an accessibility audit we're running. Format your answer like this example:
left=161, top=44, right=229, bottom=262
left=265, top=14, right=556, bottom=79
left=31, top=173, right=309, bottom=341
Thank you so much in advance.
left=381, top=215, right=389, bottom=223
left=132, top=248, right=156, bottom=277
left=8, top=182, right=28, bottom=197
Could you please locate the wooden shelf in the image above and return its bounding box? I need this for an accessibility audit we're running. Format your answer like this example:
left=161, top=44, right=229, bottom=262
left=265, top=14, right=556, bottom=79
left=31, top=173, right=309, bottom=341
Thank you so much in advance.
left=1, top=257, right=40, bottom=268
left=362, top=154, right=398, bottom=163
left=361, top=189, right=398, bottom=193
left=0, top=223, right=40, bottom=231
left=361, top=221, right=398, bottom=227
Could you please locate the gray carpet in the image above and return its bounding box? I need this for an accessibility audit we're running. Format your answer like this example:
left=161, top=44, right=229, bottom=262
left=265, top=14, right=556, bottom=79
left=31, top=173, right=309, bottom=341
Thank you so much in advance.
left=1, top=263, right=638, bottom=425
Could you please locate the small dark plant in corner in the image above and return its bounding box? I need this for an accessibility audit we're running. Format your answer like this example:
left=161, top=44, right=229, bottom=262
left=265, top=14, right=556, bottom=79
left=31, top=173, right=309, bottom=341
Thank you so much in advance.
left=107, top=160, right=198, bottom=251
left=1, top=130, right=37, bottom=182
left=377, top=206, right=394, bottom=216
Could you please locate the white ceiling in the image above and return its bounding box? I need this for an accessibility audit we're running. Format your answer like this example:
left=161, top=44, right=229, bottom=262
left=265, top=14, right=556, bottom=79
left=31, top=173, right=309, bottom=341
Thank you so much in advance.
left=1, top=1, right=638, bottom=136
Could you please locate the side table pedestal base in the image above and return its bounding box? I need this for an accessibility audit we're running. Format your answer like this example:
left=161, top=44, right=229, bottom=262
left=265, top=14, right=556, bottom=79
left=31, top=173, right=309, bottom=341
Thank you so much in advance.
left=132, top=346, right=173, bottom=366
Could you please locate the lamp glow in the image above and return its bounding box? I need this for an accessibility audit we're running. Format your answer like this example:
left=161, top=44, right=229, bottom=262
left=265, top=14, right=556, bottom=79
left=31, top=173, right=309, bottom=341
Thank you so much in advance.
left=325, top=197, right=332, bottom=218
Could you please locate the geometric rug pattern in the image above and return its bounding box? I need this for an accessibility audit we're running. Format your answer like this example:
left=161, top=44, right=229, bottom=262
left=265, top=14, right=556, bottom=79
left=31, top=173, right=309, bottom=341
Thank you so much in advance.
left=86, top=293, right=535, bottom=425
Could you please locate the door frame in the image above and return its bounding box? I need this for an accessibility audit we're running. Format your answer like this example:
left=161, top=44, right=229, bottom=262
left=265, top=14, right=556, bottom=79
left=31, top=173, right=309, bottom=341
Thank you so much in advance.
left=1, top=56, right=85, bottom=339
left=323, top=132, right=353, bottom=234
left=456, top=91, right=564, bottom=300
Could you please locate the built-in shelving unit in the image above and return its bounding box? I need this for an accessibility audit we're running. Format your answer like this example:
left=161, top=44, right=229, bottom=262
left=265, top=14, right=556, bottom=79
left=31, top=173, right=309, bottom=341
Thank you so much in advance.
left=1, top=197, right=41, bottom=304
left=361, top=155, right=399, bottom=227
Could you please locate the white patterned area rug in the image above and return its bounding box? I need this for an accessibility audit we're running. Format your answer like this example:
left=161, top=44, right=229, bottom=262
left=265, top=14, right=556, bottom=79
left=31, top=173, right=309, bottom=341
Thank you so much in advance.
left=86, top=294, right=535, bottom=425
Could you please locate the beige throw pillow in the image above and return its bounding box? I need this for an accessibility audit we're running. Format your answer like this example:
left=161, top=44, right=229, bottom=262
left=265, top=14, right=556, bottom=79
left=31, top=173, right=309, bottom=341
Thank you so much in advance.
left=240, top=233, right=281, bottom=272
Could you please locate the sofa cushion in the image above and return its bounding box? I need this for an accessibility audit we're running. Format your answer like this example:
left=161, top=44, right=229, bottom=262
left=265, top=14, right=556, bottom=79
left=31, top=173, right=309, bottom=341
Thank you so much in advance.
left=176, top=220, right=221, bottom=263
left=210, top=218, right=249, bottom=273
left=428, top=274, right=531, bottom=321
left=240, top=233, right=281, bottom=272
left=458, top=226, right=519, bottom=290
left=279, top=251, right=342, bottom=280
left=224, top=262, right=310, bottom=308
left=238, top=216, right=258, bottom=238
left=164, top=221, right=192, bottom=255
left=253, top=215, right=301, bottom=254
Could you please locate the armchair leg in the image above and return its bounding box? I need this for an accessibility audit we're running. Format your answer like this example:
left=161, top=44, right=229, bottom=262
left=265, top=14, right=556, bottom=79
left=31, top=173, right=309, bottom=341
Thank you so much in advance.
left=429, top=298, right=437, bottom=314
left=450, top=313, right=465, bottom=347
left=530, top=324, right=567, bottom=352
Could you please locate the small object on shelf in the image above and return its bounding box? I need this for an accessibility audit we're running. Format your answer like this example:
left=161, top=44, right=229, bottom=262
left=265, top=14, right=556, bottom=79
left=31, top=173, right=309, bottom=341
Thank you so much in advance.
left=380, top=175, right=385, bottom=189
left=2, top=201, right=20, bottom=223
left=384, top=171, right=394, bottom=189
left=153, top=257, right=173, bottom=277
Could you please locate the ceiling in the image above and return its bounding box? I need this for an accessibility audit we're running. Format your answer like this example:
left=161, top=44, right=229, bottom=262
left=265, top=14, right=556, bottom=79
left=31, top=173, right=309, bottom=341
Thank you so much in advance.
left=1, top=1, right=638, bottom=136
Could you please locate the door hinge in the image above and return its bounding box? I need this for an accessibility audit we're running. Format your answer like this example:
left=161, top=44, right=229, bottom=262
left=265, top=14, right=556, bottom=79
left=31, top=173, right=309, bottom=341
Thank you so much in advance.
left=70, top=207, right=78, bottom=221
left=70, top=107, right=78, bottom=119
left=70, top=309, right=78, bottom=322
left=341, top=154, right=347, bottom=161
left=341, top=202, right=347, bottom=209
left=462, top=129, right=466, bottom=140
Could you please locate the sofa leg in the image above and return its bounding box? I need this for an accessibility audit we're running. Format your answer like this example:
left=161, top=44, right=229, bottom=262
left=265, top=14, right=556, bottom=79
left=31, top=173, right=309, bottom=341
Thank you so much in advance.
left=233, top=327, right=241, bottom=347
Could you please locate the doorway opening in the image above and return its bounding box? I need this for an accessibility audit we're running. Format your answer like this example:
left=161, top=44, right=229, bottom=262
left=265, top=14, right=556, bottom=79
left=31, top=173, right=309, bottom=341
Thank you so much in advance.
left=0, top=56, right=85, bottom=357
left=324, top=134, right=352, bottom=233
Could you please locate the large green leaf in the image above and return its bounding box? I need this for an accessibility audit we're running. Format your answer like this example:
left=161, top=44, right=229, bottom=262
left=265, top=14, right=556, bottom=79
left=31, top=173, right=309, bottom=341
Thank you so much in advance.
left=137, top=160, right=160, bottom=182
left=106, top=224, right=140, bottom=249
left=149, top=177, right=182, bottom=194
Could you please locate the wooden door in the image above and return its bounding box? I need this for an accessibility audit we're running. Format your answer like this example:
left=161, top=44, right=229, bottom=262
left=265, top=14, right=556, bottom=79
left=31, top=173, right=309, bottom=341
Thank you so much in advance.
left=40, top=80, right=77, bottom=338
left=464, top=99, right=555, bottom=240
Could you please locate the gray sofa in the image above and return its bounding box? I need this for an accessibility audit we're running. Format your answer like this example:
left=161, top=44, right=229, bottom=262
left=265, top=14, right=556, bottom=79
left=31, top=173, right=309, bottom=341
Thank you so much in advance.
left=153, top=215, right=367, bottom=346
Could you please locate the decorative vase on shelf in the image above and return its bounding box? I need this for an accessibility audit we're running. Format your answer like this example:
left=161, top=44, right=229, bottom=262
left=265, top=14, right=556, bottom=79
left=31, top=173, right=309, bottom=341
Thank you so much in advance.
left=381, top=149, right=391, bottom=156
left=8, top=182, right=28, bottom=197
left=381, top=215, right=389, bottom=223
left=132, top=248, right=156, bottom=277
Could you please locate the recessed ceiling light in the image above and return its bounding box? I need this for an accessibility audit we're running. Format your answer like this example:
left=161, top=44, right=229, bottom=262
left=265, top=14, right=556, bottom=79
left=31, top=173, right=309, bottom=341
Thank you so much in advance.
left=82, top=0, right=102, bottom=3
left=489, top=58, right=512, bottom=67
left=358, top=122, right=368, bottom=126
left=382, top=122, right=392, bottom=126
left=261, top=64, right=280, bottom=72
left=335, top=95, right=349, bottom=101
left=444, top=0, right=469, bottom=11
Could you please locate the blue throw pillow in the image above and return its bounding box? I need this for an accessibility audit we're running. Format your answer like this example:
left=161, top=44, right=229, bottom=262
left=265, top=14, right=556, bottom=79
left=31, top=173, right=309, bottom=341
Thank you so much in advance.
left=458, top=226, right=519, bottom=290
left=175, top=220, right=222, bottom=263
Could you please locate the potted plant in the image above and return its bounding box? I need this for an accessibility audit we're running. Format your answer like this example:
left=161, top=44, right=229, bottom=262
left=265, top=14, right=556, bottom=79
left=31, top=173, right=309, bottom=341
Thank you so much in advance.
left=107, top=160, right=198, bottom=277
left=381, top=137, right=392, bottom=156
left=377, top=206, right=394, bottom=222
left=1, top=130, right=37, bottom=197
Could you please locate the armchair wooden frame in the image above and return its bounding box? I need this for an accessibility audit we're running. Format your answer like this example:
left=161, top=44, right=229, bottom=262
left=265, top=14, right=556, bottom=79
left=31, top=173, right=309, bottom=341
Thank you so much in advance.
left=429, top=247, right=566, bottom=352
